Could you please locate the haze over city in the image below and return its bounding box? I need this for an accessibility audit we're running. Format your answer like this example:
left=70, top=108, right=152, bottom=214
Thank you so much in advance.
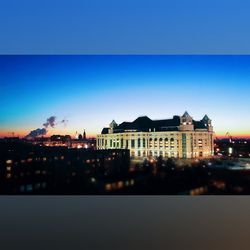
left=1, top=55, right=250, bottom=138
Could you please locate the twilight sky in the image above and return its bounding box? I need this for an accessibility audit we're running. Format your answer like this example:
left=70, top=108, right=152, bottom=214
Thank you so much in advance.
left=0, top=55, right=250, bottom=138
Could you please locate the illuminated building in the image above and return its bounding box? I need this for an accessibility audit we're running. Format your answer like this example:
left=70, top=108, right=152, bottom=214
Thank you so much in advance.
left=97, top=112, right=214, bottom=158
left=31, top=134, right=96, bottom=149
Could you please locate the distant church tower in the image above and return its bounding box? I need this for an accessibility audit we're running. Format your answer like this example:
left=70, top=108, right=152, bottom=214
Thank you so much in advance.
left=78, top=133, right=83, bottom=140
left=83, top=129, right=86, bottom=140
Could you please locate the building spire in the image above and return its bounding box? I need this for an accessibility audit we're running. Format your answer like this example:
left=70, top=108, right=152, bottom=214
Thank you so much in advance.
left=202, top=114, right=209, bottom=121
left=83, top=129, right=86, bottom=140
left=183, top=111, right=190, bottom=117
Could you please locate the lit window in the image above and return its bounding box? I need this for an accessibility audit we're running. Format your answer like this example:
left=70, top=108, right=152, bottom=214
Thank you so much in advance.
left=117, top=181, right=123, bottom=189
left=91, top=177, right=96, bottom=183
left=105, top=184, right=112, bottom=191
left=6, top=160, right=12, bottom=164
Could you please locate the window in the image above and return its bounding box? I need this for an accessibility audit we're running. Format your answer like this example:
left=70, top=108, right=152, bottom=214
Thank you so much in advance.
left=165, top=138, right=169, bottom=147
left=138, top=138, right=141, bottom=148
left=143, top=138, right=146, bottom=147
left=154, top=138, right=158, bottom=148
left=131, top=139, right=135, bottom=148
left=159, top=138, right=163, bottom=148
left=149, top=138, right=153, bottom=148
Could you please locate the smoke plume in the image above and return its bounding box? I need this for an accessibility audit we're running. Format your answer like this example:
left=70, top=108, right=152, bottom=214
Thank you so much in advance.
left=26, top=115, right=69, bottom=139
left=25, top=128, right=47, bottom=138
left=26, top=116, right=56, bottom=139
left=61, top=118, right=68, bottom=127
left=43, top=116, right=56, bottom=128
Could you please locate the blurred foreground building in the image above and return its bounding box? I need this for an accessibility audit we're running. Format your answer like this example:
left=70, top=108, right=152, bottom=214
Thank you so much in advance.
left=0, top=141, right=129, bottom=194
left=97, top=112, right=214, bottom=159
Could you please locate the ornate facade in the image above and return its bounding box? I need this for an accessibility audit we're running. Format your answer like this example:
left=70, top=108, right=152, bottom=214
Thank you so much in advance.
left=97, top=112, right=214, bottom=158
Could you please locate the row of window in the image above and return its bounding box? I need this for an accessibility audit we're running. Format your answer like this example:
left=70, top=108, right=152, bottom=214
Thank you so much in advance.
left=98, top=138, right=178, bottom=146
left=130, top=151, right=178, bottom=157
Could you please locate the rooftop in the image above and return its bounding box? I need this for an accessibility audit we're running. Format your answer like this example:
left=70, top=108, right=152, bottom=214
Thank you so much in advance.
left=101, top=114, right=209, bottom=134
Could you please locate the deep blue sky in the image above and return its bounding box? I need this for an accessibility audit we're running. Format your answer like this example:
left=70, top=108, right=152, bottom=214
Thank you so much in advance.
left=1, top=55, right=250, bottom=137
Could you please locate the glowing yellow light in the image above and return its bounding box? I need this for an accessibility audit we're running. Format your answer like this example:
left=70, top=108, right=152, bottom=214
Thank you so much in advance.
left=117, top=181, right=124, bottom=189
left=105, top=184, right=112, bottom=191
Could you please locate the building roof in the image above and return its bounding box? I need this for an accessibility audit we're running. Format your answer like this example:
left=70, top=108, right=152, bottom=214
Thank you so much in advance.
left=182, top=111, right=190, bottom=117
left=101, top=114, right=210, bottom=134
left=193, top=121, right=207, bottom=129
left=101, top=128, right=109, bottom=134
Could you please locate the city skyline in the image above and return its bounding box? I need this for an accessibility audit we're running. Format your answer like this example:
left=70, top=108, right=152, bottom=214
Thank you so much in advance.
left=1, top=55, right=250, bottom=138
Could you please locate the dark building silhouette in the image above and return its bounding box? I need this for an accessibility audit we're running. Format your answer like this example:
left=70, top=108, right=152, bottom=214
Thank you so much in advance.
left=0, top=140, right=129, bottom=194
left=78, top=134, right=83, bottom=140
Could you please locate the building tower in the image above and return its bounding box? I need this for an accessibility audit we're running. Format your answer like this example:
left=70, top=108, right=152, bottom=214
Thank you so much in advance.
left=83, top=129, right=86, bottom=140
left=109, top=120, right=118, bottom=134
left=179, top=111, right=194, bottom=131
left=202, top=115, right=213, bottom=132
left=78, top=133, right=83, bottom=140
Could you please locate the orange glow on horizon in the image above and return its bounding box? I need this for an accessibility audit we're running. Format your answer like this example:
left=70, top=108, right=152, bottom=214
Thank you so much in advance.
left=0, top=130, right=96, bottom=139
left=216, top=135, right=250, bottom=139
left=0, top=129, right=250, bottom=139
